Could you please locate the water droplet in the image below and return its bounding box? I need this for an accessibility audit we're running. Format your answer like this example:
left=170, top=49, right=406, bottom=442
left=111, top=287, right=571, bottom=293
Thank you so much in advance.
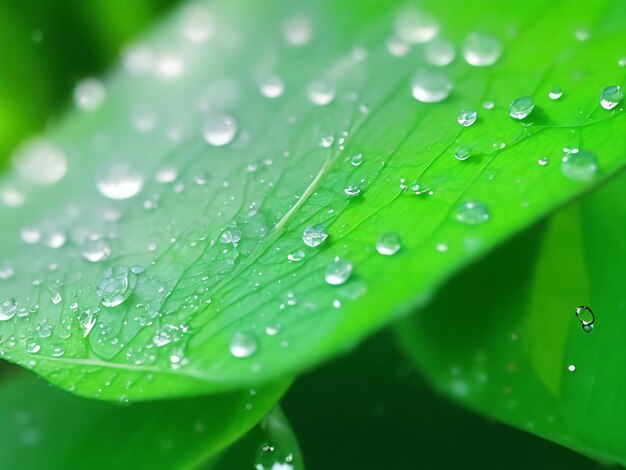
left=26, top=339, right=41, bottom=354
left=153, top=324, right=183, bottom=347
left=483, top=101, right=495, bottom=110
left=509, top=96, right=535, bottom=120
left=202, top=114, right=237, bottom=146
left=575, top=305, right=595, bottom=333
left=21, top=228, right=41, bottom=245
left=344, top=184, right=361, bottom=197
left=395, top=9, right=439, bottom=44
left=260, top=76, right=285, bottom=98
left=463, top=32, right=502, bottom=66
left=73, top=78, right=106, bottom=111
left=1, top=187, right=25, bottom=207
left=155, top=167, right=178, bottom=183
left=350, top=153, right=363, bottom=166
left=13, top=139, right=67, bottom=185
left=457, top=110, right=477, bottom=127
left=561, top=148, right=597, bottom=182
left=538, top=156, right=549, bottom=166
left=600, top=85, right=623, bottom=110
left=386, top=38, right=410, bottom=57
left=97, top=266, right=136, bottom=308
left=376, top=233, right=401, bottom=256
left=324, top=257, right=353, bottom=285
left=456, top=201, right=490, bottom=225
left=284, top=16, right=312, bottom=46
left=411, top=70, right=452, bottom=103
left=568, top=364, right=576, bottom=372
left=619, top=57, right=626, bottom=67
left=454, top=146, right=471, bottom=161
left=97, top=164, right=144, bottom=200
left=308, top=80, right=335, bottom=106
left=230, top=332, right=258, bottom=358
left=51, top=291, right=62, bottom=305
left=255, top=443, right=295, bottom=470
left=180, top=4, right=214, bottom=43
left=220, top=229, right=242, bottom=244
left=302, top=225, right=328, bottom=247
left=81, top=236, right=112, bottom=262
left=425, top=38, right=455, bottom=66
left=319, top=135, right=334, bottom=148
left=287, top=250, right=305, bottom=262
left=436, top=243, right=448, bottom=252
left=0, top=298, right=17, bottom=321
left=549, top=87, right=563, bottom=100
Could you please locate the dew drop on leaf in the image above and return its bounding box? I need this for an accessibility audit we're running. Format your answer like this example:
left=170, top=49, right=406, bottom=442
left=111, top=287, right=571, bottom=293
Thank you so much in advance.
left=457, top=110, right=477, bottom=127
left=411, top=69, right=452, bottom=103
left=350, top=153, right=363, bottom=166
left=307, top=80, right=336, bottom=106
left=538, top=156, right=549, bottom=166
left=561, top=148, right=598, bottom=182
left=344, top=184, right=361, bottom=197
left=96, top=266, right=136, bottom=308
left=425, top=38, right=455, bottom=66
left=395, top=8, right=439, bottom=44
left=202, top=114, right=237, bottom=146
left=73, top=78, right=106, bottom=112
left=97, top=163, right=144, bottom=200
left=548, top=86, right=563, bottom=100
left=260, top=75, right=285, bottom=98
left=229, top=332, right=258, bottom=358
left=81, top=236, right=112, bottom=263
left=324, top=257, right=353, bottom=285
left=599, top=85, right=623, bottom=110
left=302, top=225, right=328, bottom=247
left=0, top=298, right=17, bottom=321
left=376, top=232, right=401, bottom=256
left=13, top=139, right=67, bottom=185
left=462, top=32, right=502, bottom=66
left=455, top=201, right=490, bottom=225
left=509, top=96, right=535, bottom=120
left=575, top=305, right=595, bottom=333
left=454, top=146, right=471, bottom=161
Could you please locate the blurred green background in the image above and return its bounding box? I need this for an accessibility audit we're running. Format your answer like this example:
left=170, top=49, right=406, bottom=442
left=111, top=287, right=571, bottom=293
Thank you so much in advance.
left=0, top=1, right=606, bottom=467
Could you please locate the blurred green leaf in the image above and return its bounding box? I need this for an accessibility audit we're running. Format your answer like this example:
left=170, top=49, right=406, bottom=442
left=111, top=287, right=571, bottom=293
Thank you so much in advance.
left=395, top=172, right=626, bottom=464
left=0, top=0, right=625, bottom=404
left=0, top=371, right=289, bottom=469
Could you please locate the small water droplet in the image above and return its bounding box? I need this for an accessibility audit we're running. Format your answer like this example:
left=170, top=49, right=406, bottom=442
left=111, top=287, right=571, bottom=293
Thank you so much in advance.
left=202, top=114, right=237, bottom=146
left=575, top=305, right=595, bottom=333
left=287, top=250, right=305, bottom=262
left=454, top=146, right=471, bottom=161
left=82, top=236, right=112, bottom=263
left=561, top=148, right=597, bottom=182
left=51, top=291, right=62, bottom=305
left=180, top=4, right=214, bottom=43
left=97, top=266, right=136, bottom=308
left=155, top=167, right=178, bottom=183
left=548, top=87, right=563, bottom=100
left=483, top=101, right=495, bottom=110
left=386, top=37, right=409, bottom=57
left=324, top=257, right=353, bottom=285
left=260, top=75, right=285, bottom=98
left=463, top=32, right=502, bottom=66
left=600, top=85, right=623, bottom=110
left=350, top=153, right=363, bottom=166
left=0, top=298, right=17, bottom=321
left=308, top=80, right=335, bottom=106
left=284, top=16, right=312, bottom=46
left=619, top=57, right=626, bottom=67
left=456, top=201, right=490, bottom=225
left=302, top=225, right=328, bottom=247
left=568, top=364, right=576, bottom=372
left=457, top=110, right=477, bottom=127
left=230, top=332, right=258, bottom=358
left=344, top=184, right=361, bottom=197
left=425, top=38, right=455, bottom=66
left=21, top=228, right=41, bottom=245
left=538, top=156, right=549, bottom=166
left=411, top=70, right=452, bottom=103
left=73, top=78, right=106, bottom=112
left=97, top=164, right=144, bottom=200
left=220, top=229, right=242, bottom=244
left=395, top=9, right=439, bottom=44
left=13, top=139, right=67, bottom=185
left=319, top=135, right=334, bottom=148
left=376, top=232, right=401, bottom=256
left=509, top=96, right=535, bottom=120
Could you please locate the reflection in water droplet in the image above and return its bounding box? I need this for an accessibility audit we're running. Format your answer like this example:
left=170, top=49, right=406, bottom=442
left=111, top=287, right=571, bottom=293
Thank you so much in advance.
left=386, top=38, right=410, bottom=57
left=21, top=228, right=41, bottom=245
left=13, top=139, right=67, bottom=185
left=302, top=225, right=328, bottom=247
left=456, top=201, right=490, bottom=225
left=463, top=32, right=502, bottom=66
left=376, top=232, right=401, bottom=256
left=307, top=80, right=335, bottom=106
left=180, top=4, right=214, bottom=43
left=73, top=78, right=106, bottom=111
left=0, top=298, right=17, bottom=321
left=454, top=146, right=471, bottom=161
left=220, top=229, right=242, bottom=244
left=202, top=114, right=237, bottom=146
left=324, top=258, right=353, bottom=285
left=230, top=332, right=258, bottom=358
left=97, top=266, right=136, bottom=308
left=425, top=39, right=455, bottom=66
left=575, top=305, right=595, bottom=333
left=457, top=110, right=477, bottom=127
left=260, top=76, right=285, bottom=98
left=395, top=9, right=439, bottom=44
left=411, top=70, right=452, bottom=103
left=509, top=96, right=535, bottom=120
left=97, top=164, right=144, bottom=200
left=548, top=87, right=563, bottom=100
left=561, top=149, right=597, bottom=182
left=600, top=85, right=623, bottom=110
left=483, top=101, right=494, bottom=110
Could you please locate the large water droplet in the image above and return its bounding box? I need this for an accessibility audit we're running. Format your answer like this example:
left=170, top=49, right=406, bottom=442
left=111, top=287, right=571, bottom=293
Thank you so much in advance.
left=81, top=236, right=112, bottom=262
left=561, top=148, right=597, bottom=182
left=599, top=85, right=623, bottom=110
left=202, top=114, right=237, bottom=146
left=350, top=153, right=363, bottom=166
left=260, top=76, right=285, bottom=98
left=463, top=32, right=502, bottom=66
left=13, top=139, right=67, bottom=185
left=575, top=305, right=595, bottom=333
left=509, top=96, right=535, bottom=120
left=0, top=298, right=17, bottom=321
left=287, top=250, right=305, bottom=262
left=376, top=232, right=401, bottom=256
left=73, top=78, right=106, bottom=112
left=454, top=146, right=471, bottom=161
left=344, top=184, right=361, bottom=197
left=549, top=87, right=563, bottom=100
left=97, top=266, right=136, bottom=308
left=97, top=164, right=144, bottom=200
left=411, top=70, right=452, bottom=103
left=395, top=9, right=439, bottom=44
left=302, top=225, right=328, bottom=247
left=456, top=201, right=490, bottom=225
left=230, top=332, right=258, bottom=358
left=308, top=80, right=335, bottom=106
left=457, top=110, right=477, bottom=127
left=324, top=257, right=353, bottom=285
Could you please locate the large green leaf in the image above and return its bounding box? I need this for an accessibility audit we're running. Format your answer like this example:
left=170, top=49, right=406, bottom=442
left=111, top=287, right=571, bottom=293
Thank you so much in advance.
left=395, top=171, right=626, bottom=464
left=0, top=371, right=290, bottom=469
left=0, top=0, right=625, bottom=400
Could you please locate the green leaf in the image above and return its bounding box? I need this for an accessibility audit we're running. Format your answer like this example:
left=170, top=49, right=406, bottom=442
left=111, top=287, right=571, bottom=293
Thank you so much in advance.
left=395, top=172, right=626, bottom=464
left=0, top=371, right=290, bottom=469
left=0, top=0, right=625, bottom=400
